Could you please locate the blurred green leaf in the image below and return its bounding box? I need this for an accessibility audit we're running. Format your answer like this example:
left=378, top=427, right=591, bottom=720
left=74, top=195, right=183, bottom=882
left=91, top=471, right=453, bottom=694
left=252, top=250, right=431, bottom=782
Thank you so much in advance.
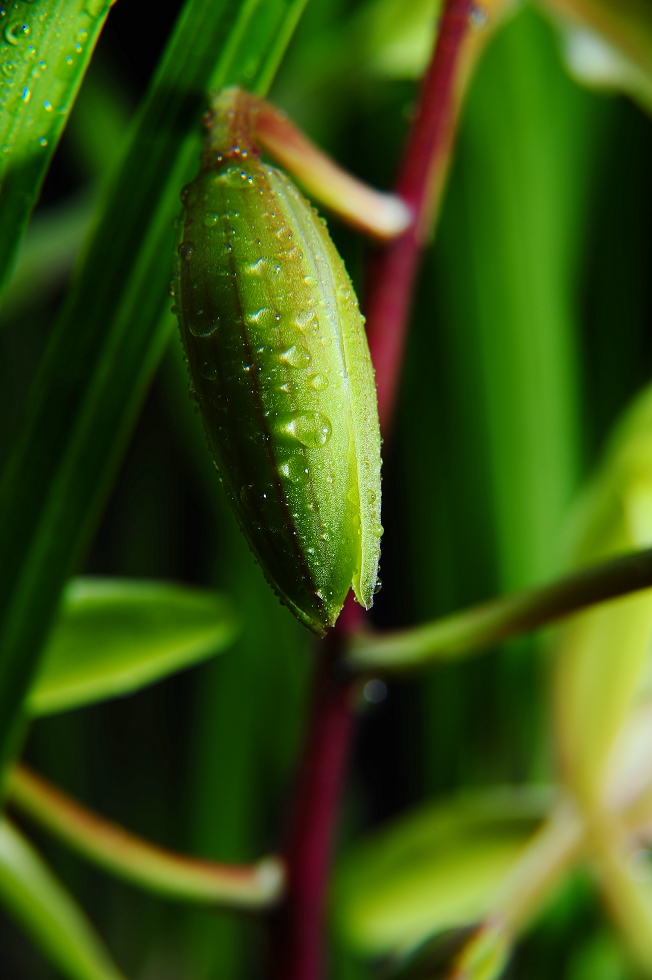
left=540, top=0, right=652, bottom=110
left=25, top=578, right=239, bottom=716
left=0, top=0, right=308, bottom=771
left=557, top=23, right=652, bottom=113
left=554, top=384, right=652, bottom=803
left=0, top=191, right=92, bottom=324
left=0, top=817, right=126, bottom=980
left=568, top=930, right=631, bottom=980
left=64, top=55, right=133, bottom=180
left=0, top=0, right=112, bottom=297
left=334, top=787, right=553, bottom=956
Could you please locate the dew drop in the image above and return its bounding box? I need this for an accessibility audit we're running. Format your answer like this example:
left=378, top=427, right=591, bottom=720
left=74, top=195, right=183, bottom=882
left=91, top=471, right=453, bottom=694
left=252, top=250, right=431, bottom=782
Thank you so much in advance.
left=217, top=166, right=249, bottom=188
left=245, top=307, right=279, bottom=327
left=470, top=3, right=489, bottom=28
left=5, top=21, right=28, bottom=44
left=199, top=360, right=218, bottom=381
left=278, top=457, right=310, bottom=484
left=274, top=412, right=332, bottom=449
left=180, top=183, right=191, bottom=205
left=295, top=309, right=316, bottom=329
left=203, top=211, right=219, bottom=227
left=309, top=373, right=328, bottom=391
left=85, top=0, right=111, bottom=17
left=240, top=484, right=271, bottom=512
left=38, top=137, right=47, bottom=146
left=246, top=257, right=267, bottom=275
left=363, top=678, right=387, bottom=703
left=188, top=311, right=219, bottom=338
left=280, top=344, right=311, bottom=369
left=178, top=241, right=194, bottom=262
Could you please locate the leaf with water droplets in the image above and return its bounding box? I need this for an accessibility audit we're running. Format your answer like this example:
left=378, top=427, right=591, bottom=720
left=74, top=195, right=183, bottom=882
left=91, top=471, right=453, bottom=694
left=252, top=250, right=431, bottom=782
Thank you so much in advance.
left=0, top=0, right=114, bottom=298
left=174, top=88, right=382, bottom=635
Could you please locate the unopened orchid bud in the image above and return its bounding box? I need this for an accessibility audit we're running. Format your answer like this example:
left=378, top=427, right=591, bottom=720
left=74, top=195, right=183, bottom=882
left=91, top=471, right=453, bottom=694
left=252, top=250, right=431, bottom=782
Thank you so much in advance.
left=174, top=88, right=382, bottom=635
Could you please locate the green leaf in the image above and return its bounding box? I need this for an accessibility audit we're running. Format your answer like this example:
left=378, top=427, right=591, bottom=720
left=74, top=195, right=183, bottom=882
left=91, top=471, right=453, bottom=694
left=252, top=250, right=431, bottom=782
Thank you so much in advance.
left=0, top=191, right=93, bottom=324
left=554, top=383, right=652, bottom=803
left=0, top=0, right=309, bottom=770
left=558, top=23, right=652, bottom=113
left=389, top=921, right=510, bottom=980
left=334, top=787, right=553, bottom=956
left=25, top=578, right=239, bottom=716
left=0, top=0, right=113, bottom=297
left=0, top=817, right=126, bottom=980
left=540, top=0, right=652, bottom=111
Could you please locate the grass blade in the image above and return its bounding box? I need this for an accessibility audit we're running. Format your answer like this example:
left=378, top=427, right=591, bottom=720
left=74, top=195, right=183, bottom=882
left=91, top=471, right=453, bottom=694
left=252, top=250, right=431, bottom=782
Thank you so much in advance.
left=0, top=818, right=126, bottom=980
left=0, top=0, right=112, bottom=296
left=0, top=0, right=308, bottom=770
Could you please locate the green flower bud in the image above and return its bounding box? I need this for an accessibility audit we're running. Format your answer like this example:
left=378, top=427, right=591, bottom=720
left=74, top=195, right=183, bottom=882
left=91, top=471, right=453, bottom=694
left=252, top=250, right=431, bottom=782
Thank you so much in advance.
left=173, top=89, right=382, bottom=636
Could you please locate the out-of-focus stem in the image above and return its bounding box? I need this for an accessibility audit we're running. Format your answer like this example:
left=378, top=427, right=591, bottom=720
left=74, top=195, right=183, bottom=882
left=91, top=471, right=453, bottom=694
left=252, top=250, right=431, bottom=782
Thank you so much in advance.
left=205, top=88, right=411, bottom=240
left=495, top=800, right=585, bottom=933
left=7, top=765, right=283, bottom=909
left=275, top=3, right=475, bottom=978
left=272, top=598, right=362, bottom=980
left=348, top=547, right=652, bottom=672
left=366, top=0, right=474, bottom=432
left=585, top=810, right=652, bottom=972
left=254, top=97, right=411, bottom=239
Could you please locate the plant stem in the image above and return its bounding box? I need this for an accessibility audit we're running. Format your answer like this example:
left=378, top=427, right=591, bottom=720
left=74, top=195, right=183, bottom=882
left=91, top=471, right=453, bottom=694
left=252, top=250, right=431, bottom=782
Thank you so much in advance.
left=366, top=0, right=474, bottom=432
left=272, top=598, right=362, bottom=980
left=7, top=765, right=283, bottom=909
left=275, top=2, right=473, bottom=976
left=348, top=546, right=652, bottom=672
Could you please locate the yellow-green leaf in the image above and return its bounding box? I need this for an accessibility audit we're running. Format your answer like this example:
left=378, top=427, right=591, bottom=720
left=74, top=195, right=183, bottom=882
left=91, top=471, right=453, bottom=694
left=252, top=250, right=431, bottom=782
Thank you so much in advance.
left=25, top=578, right=239, bottom=716
left=333, top=787, right=552, bottom=955
left=0, top=818, right=126, bottom=980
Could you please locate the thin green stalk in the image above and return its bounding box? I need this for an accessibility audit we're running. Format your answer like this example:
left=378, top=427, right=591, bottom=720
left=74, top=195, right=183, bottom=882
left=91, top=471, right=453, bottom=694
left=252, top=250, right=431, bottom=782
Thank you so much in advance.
left=0, top=0, right=308, bottom=774
left=6, top=766, right=283, bottom=909
left=0, top=818, right=126, bottom=980
left=348, top=547, right=652, bottom=671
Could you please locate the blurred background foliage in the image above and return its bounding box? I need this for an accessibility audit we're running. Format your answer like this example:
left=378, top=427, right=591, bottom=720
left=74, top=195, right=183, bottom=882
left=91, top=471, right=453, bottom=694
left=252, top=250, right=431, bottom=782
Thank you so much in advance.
left=1, top=0, right=652, bottom=977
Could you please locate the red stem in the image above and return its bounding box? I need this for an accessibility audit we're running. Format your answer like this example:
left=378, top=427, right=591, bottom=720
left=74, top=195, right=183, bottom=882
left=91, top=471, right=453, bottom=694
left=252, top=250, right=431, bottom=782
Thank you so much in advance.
left=273, top=598, right=363, bottom=980
left=367, top=0, right=474, bottom=432
left=274, top=2, right=473, bottom=977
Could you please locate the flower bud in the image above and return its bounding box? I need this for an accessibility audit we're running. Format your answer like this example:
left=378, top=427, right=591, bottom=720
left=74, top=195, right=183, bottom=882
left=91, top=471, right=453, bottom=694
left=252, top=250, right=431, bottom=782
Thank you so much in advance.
left=174, top=89, right=382, bottom=635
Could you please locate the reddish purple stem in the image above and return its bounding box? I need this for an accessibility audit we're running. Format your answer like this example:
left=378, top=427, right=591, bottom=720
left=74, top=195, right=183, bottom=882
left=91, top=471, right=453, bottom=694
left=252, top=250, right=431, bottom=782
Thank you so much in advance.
left=273, top=599, right=361, bottom=980
left=274, top=2, right=473, bottom=977
left=368, top=0, right=474, bottom=431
